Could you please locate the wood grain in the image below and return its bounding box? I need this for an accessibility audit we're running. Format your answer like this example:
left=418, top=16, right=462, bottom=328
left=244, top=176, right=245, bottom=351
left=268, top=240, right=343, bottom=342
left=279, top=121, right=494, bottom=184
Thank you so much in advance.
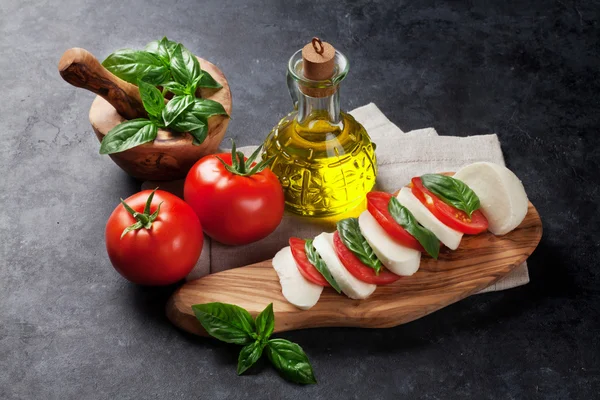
left=88, top=57, right=232, bottom=181
left=167, top=202, right=542, bottom=336
left=58, top=48, right=147, bottom=120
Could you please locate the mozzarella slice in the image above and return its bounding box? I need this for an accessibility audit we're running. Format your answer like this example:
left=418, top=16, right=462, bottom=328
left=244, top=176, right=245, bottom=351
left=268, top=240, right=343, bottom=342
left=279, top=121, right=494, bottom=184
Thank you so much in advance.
left=454, top=162, right=528, bottom=235
left=312, top=232, right=376, bottom=300
left=358, top=210, right=421, bottom=276
left=397, top=187, right=463, bottom=250
left=272, top=246, right=323, bottom=310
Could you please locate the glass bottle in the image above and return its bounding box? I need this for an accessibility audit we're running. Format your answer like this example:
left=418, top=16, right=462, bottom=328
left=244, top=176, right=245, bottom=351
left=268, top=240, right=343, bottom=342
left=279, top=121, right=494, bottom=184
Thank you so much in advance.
left=263, top=39, right=377, bottom=218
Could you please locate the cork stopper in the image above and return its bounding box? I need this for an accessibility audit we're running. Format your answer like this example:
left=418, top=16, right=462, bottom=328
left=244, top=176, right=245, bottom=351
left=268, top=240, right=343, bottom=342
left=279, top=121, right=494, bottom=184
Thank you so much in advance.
left=302, top=38, right=335, bottom=80
left=300, top=37, right=337, bottom=97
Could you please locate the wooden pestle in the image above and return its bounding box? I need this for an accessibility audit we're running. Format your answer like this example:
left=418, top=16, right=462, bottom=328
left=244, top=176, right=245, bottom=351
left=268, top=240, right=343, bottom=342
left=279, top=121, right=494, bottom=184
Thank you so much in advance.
left=58, top=48, right=147, bottom=120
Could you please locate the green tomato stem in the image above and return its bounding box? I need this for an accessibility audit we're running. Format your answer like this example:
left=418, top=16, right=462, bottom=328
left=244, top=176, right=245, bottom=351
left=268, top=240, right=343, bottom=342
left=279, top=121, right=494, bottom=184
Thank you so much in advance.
left=120, top=189, right=162, bottom=239
left=216, top=139, right=275, bottom=177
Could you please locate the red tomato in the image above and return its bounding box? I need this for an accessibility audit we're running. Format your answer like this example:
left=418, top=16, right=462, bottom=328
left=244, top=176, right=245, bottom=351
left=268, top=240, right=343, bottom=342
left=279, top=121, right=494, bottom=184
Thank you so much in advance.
left=366, top=192, right=424, bottom=251
left=332, top=232, right=401, bottom=285
left=184, top=152, right=284, bottom=245
left=289, top=237, right=329, bottom=287
left=411, top=177, right=488, bottom=234
left=105, top=190, right=203, bottom=285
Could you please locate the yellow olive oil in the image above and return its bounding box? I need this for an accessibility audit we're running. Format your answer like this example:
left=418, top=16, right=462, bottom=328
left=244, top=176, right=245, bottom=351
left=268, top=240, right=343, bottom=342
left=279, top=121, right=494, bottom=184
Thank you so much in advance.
left=264, top=110, right=377, bottom=217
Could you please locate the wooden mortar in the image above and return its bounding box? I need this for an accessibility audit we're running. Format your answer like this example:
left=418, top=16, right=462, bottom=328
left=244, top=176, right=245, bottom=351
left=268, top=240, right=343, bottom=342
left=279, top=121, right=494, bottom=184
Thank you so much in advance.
left=59, top=48, right=232, bottom=181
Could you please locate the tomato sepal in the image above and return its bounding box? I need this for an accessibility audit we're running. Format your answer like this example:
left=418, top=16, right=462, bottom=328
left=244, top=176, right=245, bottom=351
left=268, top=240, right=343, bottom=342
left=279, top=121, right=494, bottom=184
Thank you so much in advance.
left=217, top=139, right=276, bottom=177
left=119, top=188, right=164, bottom=238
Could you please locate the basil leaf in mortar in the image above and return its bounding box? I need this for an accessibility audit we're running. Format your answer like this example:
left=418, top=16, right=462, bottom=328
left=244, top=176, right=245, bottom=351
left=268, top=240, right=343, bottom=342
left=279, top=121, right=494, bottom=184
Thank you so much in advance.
left=388, top=197, right=440, bottom=259
left=170, top=111, right=207, bottom=145
left=420, top=174, right=481, bottom=217
left=99, top=119, right=158, bottom=155
left=266, top=339, right=317, bottom=385
left=162, top=94, right=194, bottom=126
left=102, top=49, right=169, bottom=85
left=195, top=71, right=223, bottom=89
left=336, top=218, right=382, bottom=274
left=305, top=239, right=341, bottom=293
left=137, top=79, right=165, bottom=121
left=145, top=36, right=178, bottom=64
left=191, top=98, right=229, bottom=119
left=162, top=81, right=189, bottom=96
left=192, top=302, right=256, bottom=345
left=170, top=44, right=201, bottom=87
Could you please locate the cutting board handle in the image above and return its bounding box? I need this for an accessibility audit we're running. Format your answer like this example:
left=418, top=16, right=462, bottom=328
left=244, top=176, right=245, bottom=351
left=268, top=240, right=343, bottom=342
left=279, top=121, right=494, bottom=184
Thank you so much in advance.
left=58, top=48, right=147, bottom=120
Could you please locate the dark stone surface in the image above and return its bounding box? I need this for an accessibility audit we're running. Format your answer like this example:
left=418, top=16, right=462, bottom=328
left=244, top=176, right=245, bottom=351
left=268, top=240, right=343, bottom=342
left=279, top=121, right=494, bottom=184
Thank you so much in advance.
left=1, top=0, right=599, bottom=398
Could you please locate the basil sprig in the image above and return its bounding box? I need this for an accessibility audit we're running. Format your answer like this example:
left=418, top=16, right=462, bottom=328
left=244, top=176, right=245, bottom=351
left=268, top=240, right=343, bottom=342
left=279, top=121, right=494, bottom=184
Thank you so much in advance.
left=99, top=38, right=229, bottom=154
left=137, top=79, right=165, bottom=120
left=420, top=174, right=481, bottom=217
left=192, top=302, right=316, bottom=384
left=103, top=36, right=222, bottom=90
left=162, top=94, right=194, bottom=126
left=388, top=197, right=440, bottom=259
left=305, top=239, right=341, bottom=293
left=336, top=218, right=382, bottom=274
left=99, top=119, right=158, bottom=155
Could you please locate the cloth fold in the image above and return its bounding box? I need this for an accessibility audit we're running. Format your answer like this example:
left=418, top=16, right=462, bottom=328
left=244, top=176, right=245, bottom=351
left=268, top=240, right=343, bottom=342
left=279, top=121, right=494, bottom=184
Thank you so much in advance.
left=144, top=103, right=529, bottom=293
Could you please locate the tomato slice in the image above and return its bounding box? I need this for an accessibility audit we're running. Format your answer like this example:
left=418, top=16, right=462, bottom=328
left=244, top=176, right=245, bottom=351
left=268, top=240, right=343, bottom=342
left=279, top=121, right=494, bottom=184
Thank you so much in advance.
left=289, top=237, right=330, bottom=287
left=366, top=192, right=424, bottom=251
left=411, top=177, right=488, bottom=234
left=332, top=232, right=401, bottom=285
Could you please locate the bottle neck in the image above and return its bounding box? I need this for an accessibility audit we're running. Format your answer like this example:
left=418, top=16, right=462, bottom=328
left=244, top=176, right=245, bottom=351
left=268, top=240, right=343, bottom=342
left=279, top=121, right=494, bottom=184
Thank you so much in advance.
left=297, top=88, right=341, bottom=126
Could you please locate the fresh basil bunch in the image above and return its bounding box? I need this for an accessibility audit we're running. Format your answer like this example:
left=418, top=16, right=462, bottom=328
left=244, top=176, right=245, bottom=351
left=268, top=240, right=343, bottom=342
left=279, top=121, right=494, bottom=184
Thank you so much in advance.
left=99, top=37, right=228, bottom=155
left=192, top=302, right=317, bottom=385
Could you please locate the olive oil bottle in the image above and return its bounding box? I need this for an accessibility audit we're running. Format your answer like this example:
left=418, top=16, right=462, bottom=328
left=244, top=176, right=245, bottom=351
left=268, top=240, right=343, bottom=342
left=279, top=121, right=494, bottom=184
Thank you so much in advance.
left=263, top=38, right=377, bottom=217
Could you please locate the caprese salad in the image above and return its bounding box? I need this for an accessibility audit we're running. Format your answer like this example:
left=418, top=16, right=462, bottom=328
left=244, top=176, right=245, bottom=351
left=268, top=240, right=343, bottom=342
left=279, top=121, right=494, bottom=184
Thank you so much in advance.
left=272, top=162, right=530, bottom=310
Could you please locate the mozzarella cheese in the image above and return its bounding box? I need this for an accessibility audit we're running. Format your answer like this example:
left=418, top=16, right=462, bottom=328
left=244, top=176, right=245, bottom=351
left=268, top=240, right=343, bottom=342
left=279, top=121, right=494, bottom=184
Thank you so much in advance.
left=272, top=246, right=323, bottom=310
left=397, top=187, right=463, bottom=250
left=454, top=162, right=528, bottom=235
left=358, top=210, right=421, bottom=276
left=312, top=232, right=376, bottom=300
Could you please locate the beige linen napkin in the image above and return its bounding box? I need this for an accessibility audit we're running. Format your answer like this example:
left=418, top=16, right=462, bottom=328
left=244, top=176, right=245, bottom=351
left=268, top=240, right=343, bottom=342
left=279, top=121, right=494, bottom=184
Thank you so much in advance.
left=144, top=103, right=529, bottom=293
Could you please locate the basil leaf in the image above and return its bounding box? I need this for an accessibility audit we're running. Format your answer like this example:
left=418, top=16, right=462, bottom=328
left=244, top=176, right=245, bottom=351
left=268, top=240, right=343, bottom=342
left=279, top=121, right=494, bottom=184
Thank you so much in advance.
left=195, top=70, right=223, bottom=89
left=170, top=44, right=201, bottom=86
left=137, top=79, right=165, bottom=119
left=420, top=174, right=481, bottom=217
left=305, top=239, right=341, bottom=293
left=266, top=339, right=316, bottom=385
left=237, top=341, right=265, bottom=375
left=190, top=98, right=229, bottom=119
left=102, top=50, right=169, bottom=85
left=162, top=81, right=189, bottom=96
left=192, top=302, right=256, bottom=345
left=255, top=303, right=275, bottom=339
left=188, top=123, right=208, bottom=145
left=145, top=37, right=177, bottom=64
left=170, top=111, right=207, bottom=145
left=336, top=218, right=382, bottom=274
left=99, top=119, right=157, bottom=154
left=388, top=197, right=440, bottom=259
left=162, top=94, right=194, bottom=126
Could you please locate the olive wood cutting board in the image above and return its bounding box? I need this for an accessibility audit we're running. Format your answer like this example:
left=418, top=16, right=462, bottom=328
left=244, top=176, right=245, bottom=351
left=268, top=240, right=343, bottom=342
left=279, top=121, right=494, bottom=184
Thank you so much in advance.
left=166, top=202, right=542, bottom=336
